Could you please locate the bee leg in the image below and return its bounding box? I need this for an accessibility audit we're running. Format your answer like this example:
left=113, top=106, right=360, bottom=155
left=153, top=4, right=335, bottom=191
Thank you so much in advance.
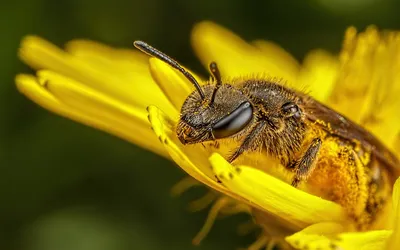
left=227, top=123, right=266, bottom=163
left=291, top=138, right=322, bottom=187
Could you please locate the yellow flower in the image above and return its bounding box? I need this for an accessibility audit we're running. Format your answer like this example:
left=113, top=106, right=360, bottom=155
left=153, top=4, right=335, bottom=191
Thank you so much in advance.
left=16, top=21, right=400, bottom=250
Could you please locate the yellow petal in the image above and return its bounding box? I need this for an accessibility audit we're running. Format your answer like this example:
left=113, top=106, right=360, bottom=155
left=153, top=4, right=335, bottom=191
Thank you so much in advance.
left=147, top=106, right=268, bottom=212
left=335, top=231, right=392, bottom=250
left=286, top=222, right=392, bottom=250
left=252, top=39, right=300, bottom=78
left=149, top=57, right=195, bottom=111
left=16, top=72, right=167, bottom=157
left=66, top=39, right=181, bottom=118
left=327, top=27, right=400, bottom=151
left=65, top=39, right=150, bottom=74
left=38, top=70, right=148, bottom=125
left=298, top=49, right=339, bottom=102
left=285, top=222, right=344, bottom=249
left=147, top=105, right=224, bottom=188
left=16, top=74, right=71, bottom=114
left=209, top=153, right=347, bottom=230
left=387, top=177, right=400, bottom=249
left=18, top=36, right=177, bottom=117
left=191, top=21, right=298, bottom=85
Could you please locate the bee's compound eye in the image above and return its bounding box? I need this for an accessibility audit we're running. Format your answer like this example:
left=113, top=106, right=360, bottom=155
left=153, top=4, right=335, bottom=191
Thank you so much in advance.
left=281, top=102, right=301, bottom=118
left=212, top=102, right=253, bottom=139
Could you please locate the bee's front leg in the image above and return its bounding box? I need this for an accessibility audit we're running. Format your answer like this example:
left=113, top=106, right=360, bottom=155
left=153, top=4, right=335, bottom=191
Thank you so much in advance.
left=291, top=138, right=322, bottom=187
left=227, top=122, right=266, bottom=163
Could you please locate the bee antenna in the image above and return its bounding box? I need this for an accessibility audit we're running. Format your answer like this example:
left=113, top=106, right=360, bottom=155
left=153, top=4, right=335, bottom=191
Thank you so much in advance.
left=209, top=62, right=222, bottom=104
left=133, top=41, right=205, bottom=100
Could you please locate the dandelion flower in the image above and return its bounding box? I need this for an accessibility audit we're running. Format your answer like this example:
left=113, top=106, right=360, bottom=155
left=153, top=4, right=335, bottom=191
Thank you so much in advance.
left=16, top=21, right=400, bottom=249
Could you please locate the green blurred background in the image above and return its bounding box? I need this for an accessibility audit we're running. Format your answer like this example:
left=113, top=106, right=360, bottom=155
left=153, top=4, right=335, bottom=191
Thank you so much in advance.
left=2, top=0, right=400, bottom=249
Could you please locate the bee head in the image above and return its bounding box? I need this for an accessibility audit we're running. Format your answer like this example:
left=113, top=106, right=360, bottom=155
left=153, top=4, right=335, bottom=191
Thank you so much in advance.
left=132, top=41, right=254, bottom=145
left=177, top=62, right=254, bottom=144
left=177, top=82, right=253, bottom=144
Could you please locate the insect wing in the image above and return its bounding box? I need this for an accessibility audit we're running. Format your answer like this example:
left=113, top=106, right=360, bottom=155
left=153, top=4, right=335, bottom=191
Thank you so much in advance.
left=303, top=98, right=400, bottom=173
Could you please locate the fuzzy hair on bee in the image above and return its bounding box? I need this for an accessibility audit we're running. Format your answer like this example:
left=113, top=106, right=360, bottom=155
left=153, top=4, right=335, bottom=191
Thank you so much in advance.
left=134, top=41, right=400, bottom=229
left=177, top=77, right=308, bottom=166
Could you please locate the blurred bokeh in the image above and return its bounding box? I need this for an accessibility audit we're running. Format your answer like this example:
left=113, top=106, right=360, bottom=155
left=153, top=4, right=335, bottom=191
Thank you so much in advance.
left=2, top=0, right=400, bottom=249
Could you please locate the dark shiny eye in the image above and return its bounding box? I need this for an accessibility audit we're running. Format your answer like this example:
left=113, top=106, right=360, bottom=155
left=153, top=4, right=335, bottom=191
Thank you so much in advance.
left=282, top=102, right=301, bottom=118
left=212, top=102, right=253, bottom=139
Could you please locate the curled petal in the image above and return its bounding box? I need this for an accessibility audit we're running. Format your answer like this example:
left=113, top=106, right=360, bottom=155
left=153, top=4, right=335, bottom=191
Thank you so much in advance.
left=286, top=222, right=392, bottom=250
left=147, top=106, right=269, bottom=211
left=209, top=153, right=347, bottom=230
left=335, top=231, right=392, bottom=250
left=285, top=222, right=344, bottom=249
left=147, top=105, right=222, bottom=187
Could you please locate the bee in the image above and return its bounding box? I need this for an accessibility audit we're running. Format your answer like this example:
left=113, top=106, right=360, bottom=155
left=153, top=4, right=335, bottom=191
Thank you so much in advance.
left=134, top=41, right=400, bottom=229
